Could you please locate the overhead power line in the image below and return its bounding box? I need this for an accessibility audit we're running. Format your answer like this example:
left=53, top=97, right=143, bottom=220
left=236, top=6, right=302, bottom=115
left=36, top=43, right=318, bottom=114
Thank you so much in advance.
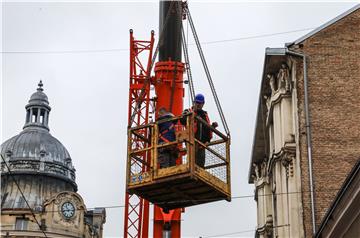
left=1, top=153, right=341, bottom=213
left=200, top=224, right=290, bottom=238
left=1, top=27, right=315, bottom=54
left=200, top=27, right=315, bottom=45
left=1, top=48, right=128, bottom=54
left=14, top=188, right=341, bottom=214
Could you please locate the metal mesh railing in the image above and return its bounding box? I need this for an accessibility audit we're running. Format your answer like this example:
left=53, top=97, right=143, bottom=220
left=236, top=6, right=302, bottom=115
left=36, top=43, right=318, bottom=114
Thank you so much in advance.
left=127, top=113, right=230, bottom=186
left=195, top=116, right=229, bottom=184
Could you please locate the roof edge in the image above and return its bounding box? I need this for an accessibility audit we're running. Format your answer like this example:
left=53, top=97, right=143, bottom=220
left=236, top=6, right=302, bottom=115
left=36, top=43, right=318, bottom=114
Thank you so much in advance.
left=287, top=4, right=360, bottom=47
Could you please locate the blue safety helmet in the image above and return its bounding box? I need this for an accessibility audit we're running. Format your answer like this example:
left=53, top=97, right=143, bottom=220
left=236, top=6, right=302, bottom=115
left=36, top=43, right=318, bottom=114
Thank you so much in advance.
left=195, top=93, right=205, bottom=104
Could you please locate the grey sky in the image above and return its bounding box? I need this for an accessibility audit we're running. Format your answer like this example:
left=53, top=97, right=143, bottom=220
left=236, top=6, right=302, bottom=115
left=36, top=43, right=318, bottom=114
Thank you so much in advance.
left=2, top=1, right=358, bottom=237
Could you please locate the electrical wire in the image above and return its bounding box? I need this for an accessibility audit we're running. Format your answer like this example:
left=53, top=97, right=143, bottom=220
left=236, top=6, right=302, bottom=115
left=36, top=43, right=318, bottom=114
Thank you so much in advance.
left=1, top=154, right=48, bottom=237
left=9, top=188, right=341, bottom=214
left=200, top=27, right=315, bottom=45
left=200, top=229, right=257, bottom=238
left=0, top=28, right=315, bottom=54
left=199, top=224, right=290, bottom=238
left=1, top=48, right=128, bottom=54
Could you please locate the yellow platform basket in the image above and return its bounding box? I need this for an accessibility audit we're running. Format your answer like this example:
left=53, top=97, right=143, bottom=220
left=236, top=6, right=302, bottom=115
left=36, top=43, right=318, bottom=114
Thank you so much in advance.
left=126, top=113, right=231, bottom=210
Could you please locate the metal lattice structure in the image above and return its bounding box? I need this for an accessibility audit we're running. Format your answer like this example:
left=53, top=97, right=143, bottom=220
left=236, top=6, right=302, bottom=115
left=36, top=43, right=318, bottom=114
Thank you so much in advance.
left=124, top=30, right=154, bottom=238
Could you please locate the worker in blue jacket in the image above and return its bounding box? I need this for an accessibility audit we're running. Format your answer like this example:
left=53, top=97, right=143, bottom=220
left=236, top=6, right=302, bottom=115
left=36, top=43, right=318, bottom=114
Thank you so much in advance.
left=157, top=107, right=178, bottom=168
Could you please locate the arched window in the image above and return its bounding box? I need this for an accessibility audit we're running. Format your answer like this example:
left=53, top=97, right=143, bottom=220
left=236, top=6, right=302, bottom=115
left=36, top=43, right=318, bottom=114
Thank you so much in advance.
left=32, top=108, right=38, bottom=123
left=40, top=109, right=45, bottom=124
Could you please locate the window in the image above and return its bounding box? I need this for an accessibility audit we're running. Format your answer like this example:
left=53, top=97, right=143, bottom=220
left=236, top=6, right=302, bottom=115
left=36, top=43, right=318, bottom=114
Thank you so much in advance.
left=32, top=108, right=38, bottom=122
left=40, top=109, right=45, bottom=124
left=15, top=218, right=28, bottom=230
left=17, top=197, right=25, bottom=208
left=26, top=110, right=30, bottom=123
left=1, top=193, right=8, bottom=207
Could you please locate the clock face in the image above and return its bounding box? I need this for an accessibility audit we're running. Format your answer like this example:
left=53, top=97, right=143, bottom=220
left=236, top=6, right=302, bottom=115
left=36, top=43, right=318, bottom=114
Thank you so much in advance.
left=61, top=202, right=75, bottom=219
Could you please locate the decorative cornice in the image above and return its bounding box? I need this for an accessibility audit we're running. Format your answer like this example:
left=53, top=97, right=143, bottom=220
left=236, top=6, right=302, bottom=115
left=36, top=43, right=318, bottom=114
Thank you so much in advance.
left=268, top=146, right=296, bottom=175
left=256, top=215, right=274, bottom=237
left=1, top=159, right=76, bottom=189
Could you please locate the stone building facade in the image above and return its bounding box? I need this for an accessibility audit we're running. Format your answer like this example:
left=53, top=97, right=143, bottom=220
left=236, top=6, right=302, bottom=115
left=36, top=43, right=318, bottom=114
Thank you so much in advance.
left=249, top=5, right=360, bottom=238
left=1, top=82, right=106, bottom=237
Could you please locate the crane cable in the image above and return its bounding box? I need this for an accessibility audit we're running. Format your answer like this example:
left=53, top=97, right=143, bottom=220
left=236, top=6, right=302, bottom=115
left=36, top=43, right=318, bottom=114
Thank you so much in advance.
left=182, top=20, right=196, bottom=105
left=184, top=11, right=195, bottom=106
left=129, top=0, right=177, bottom=126
left=185, top=4, right=230, bottom=137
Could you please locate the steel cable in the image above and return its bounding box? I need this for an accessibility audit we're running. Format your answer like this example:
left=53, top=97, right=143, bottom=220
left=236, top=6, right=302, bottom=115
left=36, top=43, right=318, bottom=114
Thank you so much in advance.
left=182, top=23, right=196, bottom=104
left=185, top=5, right=230, bottom=137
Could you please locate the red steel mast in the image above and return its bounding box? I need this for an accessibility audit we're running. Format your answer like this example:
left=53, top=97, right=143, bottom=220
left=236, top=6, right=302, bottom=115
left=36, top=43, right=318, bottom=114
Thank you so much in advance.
left=125, top=1, right=184, bottom=237
left=153, top=1, right=184, bottom=236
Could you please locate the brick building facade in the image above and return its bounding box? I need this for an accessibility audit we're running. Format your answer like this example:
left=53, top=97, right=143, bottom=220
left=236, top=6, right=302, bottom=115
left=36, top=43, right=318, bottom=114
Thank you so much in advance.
left=249, top=5, right=360, bottom=237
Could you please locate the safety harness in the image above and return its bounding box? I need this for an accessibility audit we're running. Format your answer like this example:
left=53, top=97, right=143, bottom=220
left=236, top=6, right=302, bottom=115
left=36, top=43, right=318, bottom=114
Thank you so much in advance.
left=159, top=123, right=175, bottom=144
left=188, top=108, right=212, bottom=140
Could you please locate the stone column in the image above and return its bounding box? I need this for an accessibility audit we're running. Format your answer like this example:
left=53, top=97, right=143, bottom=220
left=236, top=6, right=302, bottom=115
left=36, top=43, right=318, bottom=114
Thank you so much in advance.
left=29, top=109, right=33, bottom=123
left=269, top=125, right=275, bottom=158
left=44, top=111, right=49, bottom=126
left=273, top=104, right=282, bottom=153
left=275, top=161, right=287, bottom=237
left=36, top=108, right=41, bottom=123
left=281, top=97, right=293, bottom=144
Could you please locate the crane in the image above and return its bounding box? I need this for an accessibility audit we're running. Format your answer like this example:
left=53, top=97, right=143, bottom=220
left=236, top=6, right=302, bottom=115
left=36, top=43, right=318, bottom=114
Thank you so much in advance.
left=124, top=1, right=231, bottom=237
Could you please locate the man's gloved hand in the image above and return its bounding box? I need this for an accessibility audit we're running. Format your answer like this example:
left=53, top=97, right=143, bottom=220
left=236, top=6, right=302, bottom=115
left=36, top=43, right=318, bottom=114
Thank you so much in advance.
left=212, top=122, right=218, bottom=128
left=183, top=109, right=190, bottom=114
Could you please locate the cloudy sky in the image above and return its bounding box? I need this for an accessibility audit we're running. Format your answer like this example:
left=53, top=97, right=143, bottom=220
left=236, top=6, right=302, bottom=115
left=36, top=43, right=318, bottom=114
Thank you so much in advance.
left=2, top=1, right=359, bottom=237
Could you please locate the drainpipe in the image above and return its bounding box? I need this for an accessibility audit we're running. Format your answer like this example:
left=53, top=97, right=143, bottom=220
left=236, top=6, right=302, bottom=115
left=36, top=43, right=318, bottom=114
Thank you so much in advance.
left=286, top=49, right=316, bottom=235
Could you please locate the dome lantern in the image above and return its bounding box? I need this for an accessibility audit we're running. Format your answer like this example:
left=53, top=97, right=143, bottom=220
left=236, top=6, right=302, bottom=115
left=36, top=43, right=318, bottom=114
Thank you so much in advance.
left=23, top=80, right=51, bottom=131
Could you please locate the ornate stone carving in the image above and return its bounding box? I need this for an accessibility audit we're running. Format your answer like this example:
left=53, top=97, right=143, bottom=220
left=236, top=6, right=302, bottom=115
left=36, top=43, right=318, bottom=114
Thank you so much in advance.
left=263, top=64, right=292, bottom=121
left=70, top=171, right=76, bottom=181
left=253, top=163, right=261, bottom=180
left=45, top=163, right=67, bottom=176
left=5, top=150, right=12, bottom=157
left=271, top=178, right=276, bottom=193
left=256, top=215, right=274, bottom=238
left=281, top=152, right=295, bottom=178
left=253, top=158, right=269, bottom=182
left=261, top=159, right=268, bottom=178
left=267, top=74, right=277, bottom=95
left=263, top=95, right=272, bottom=117
left=277, top=63, right=291, bottom=92
left=265, top=215, right=274, bottom=237
left=2, top=160, right=40, bottom=172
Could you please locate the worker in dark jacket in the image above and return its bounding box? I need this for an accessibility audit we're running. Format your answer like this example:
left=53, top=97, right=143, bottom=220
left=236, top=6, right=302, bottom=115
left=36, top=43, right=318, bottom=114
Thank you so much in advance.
left=157, top=107, right=177, bottom=168
left=183, top=94, right=218, bottom=168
